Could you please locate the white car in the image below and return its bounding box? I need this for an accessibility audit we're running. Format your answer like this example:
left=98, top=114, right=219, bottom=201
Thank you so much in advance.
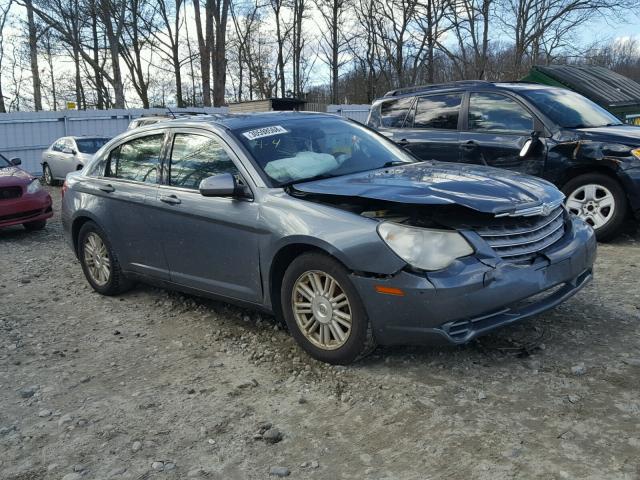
left=41, top=136, right=110, bottom=185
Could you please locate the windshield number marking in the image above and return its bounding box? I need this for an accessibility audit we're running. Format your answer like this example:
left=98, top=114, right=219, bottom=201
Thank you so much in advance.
left=242, top=125, right=288, bottom=140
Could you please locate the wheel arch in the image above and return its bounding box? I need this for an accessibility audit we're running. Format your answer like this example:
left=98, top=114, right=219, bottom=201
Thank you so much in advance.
left=71, top=213, right=100, bottom=255
left=268, top=241, right=350, bottom=323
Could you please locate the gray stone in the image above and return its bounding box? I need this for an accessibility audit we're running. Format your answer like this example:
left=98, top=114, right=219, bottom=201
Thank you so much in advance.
left=61, top=474, right=82, bottom=480
left=571, top=363, right=587, bottom=376
left=58, top=414, right=73, bottom=427
left=73, top=464, right=86, bottom=472
left=622, top=358, right=640, bottom=367
left=477, top=391, right=487, bottom=401
left=269, top=466, right=291, bottom=477
left=567, top=394, right=580, bottom=404
left=0, top=425, right=17, bottom=436
left=38, top=409, right=52, bottom=417
left=164, top=462, right=176, bottom=471
left=263, top=428, right=284, bottom=444
left=310, top=461, right=319, bottom=469
left=19, top=385, right=39, bottom=398
left=108, top=467, right=127, bottom=477
left=151, top=461, right=165, bottom=471
left=131, top=441, right=142, bottom=452
left=188, top=468, right=205, bottom=478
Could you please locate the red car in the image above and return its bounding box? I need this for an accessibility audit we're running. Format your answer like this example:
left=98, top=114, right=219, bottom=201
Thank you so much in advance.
left=0, top=154, right=53, bottom=230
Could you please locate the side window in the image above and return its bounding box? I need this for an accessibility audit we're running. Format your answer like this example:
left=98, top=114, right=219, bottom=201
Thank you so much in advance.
left=380, top=97, right=414, bottom=128
left=52, top=140, right=63, bottom=152
left=107, top=134, right=164, bottom=183
left=411, top=94, right=462, bottom=129
left=469, top=93, right=534, bottom=133
left=169, top=133, right=239, bottom=190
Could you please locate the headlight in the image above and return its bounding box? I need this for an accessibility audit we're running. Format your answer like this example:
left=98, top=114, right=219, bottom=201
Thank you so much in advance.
left=26, top=179, right=42, bottom=194
left=632, top=148, right=640, bottom=160
left=377, top=222, right=474, bottom=271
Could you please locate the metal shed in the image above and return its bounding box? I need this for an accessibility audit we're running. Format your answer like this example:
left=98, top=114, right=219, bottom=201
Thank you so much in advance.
left=228, top=98, right=306, bottom=113
left=522, top=65, right=640, bottom=125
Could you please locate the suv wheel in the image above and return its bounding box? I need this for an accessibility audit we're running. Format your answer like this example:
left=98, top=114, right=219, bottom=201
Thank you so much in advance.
left=563, top=173, right=627, bottom=241
left=78, top=221, right=132, bottom=295
left=281, top=252, right=376, bottom=364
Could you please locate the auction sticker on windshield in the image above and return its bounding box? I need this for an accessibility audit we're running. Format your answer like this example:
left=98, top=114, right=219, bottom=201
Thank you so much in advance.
left=242, top=125, right=288, bottom=140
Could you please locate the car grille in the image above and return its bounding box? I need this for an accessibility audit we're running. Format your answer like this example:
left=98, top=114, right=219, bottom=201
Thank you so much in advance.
left=0, top=186, right=22, bottom=200
left=475, top=207, right=566, bottom=263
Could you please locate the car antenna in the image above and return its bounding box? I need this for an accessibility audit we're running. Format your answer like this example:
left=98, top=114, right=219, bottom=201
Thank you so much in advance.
left=166, top=106, right=177, bottom=119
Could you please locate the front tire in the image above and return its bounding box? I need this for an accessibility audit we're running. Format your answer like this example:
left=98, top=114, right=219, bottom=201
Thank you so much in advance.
left=23, top=220, right=46, bottom=231
left=281, top=252, right=376, bottom=364
left=563, top=173, right=627, bottom=241
left=42, top=164, right=55, bottom=186
left=78, top=221, right=132, bottom=295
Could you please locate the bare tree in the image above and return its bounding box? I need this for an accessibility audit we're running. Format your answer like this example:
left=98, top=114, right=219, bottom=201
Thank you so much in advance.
left=0, top=0, right=13, bottom=112
left=315, top=0, right=352, bottom=102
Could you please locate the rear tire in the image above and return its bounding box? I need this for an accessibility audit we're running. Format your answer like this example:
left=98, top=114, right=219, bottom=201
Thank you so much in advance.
left=23, top=220, right=46, bottom=231
left=563, top=173, right=627, bottom=241
left=281, top=252, right=376, bottom=365
left=78, top=221, right=132, bottom=295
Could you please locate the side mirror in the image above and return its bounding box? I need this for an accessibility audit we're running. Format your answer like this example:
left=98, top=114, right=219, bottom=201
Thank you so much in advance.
left=199, top=173, right=237, bottom=197
left=519, top=139, right=533, bottom=158
left=10, top=157, right=21, bottom=166
left=519, top=132, right=541, bottom=158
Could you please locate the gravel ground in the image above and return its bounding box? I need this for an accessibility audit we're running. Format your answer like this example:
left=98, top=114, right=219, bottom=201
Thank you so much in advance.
left=1, top=186, right=640, bottom=480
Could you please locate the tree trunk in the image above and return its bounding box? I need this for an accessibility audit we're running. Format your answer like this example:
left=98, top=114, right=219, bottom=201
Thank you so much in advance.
left=25, top=0, right=42, bottom=111
left=193, top=0, right=212, bottom=106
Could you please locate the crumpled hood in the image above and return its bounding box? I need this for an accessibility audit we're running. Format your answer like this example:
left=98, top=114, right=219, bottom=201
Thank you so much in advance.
left=293, top=162, right=564, bottom=216
left=0, top=166, right=33, bottom=187
left=575, top=125, right=640, bottom=146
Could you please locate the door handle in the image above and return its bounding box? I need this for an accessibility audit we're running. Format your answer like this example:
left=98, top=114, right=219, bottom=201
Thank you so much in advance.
left=160, top=194, right=181, bottom=205
left=460, top=141, right=478, bottom=150
left=99, top=184, right=115, bottom=193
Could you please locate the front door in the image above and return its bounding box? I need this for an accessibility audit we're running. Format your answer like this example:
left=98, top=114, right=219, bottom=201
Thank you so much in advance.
left=460, top=92, right=546, bottom=176
left=153, top=129, right=262, bottom=303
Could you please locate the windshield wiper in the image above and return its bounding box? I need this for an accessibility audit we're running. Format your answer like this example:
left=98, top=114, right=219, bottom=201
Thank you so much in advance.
left=381, top=160, right=410, bottom=167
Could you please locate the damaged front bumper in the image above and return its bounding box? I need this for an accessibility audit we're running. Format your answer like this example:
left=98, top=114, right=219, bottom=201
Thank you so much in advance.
left=351, top=216, right=596, bottom=346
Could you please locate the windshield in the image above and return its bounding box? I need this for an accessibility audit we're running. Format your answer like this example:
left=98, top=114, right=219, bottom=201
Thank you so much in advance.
left=520, top=88, right=623, bottom=129
left=76, top=138, right=109, bottom=154
left=233, top=117, right=417, bottom=186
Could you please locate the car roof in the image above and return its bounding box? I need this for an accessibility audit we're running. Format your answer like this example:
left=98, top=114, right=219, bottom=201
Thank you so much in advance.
left=69, top=135, right=111, bottom=140
left=376, top=80, right=556, bottom=102
left=143, top=111, right=338, bottom=131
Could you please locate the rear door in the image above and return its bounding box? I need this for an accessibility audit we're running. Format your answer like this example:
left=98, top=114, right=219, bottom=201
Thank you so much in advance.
left=153, top=128, right=262, bottom=302
left=394, top=92, right=463, bottom=162
left=460, top=91, right=545, bottom=176
left=85, top=131, right=170, bottom=279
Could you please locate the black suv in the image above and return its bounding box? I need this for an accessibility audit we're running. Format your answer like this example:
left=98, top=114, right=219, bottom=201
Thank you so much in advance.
left=367, top=81, right=640, bottom=240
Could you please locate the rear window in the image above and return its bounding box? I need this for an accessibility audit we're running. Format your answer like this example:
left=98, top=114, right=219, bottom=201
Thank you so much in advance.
left=379, top=97, right=413, bottom=128
left=76, top=138, right=109, bottom=154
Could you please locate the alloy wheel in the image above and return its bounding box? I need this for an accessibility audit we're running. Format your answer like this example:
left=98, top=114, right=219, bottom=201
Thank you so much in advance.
left=291, top=270, right=352, bottom=350
left=84, top=232, right=111, bottom=286
left=566, top=183, right=615, bottom=230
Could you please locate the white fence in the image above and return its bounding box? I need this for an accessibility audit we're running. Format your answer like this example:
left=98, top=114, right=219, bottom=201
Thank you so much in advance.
left=0, top=104, right=370, bottom=175
left=327, top=104, right=371, bottom=124
left=0, top=107, right=228, bottom=174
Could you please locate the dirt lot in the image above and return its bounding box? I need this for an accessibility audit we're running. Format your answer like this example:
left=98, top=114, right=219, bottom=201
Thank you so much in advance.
left=1, top=186, right=640, bottom=480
